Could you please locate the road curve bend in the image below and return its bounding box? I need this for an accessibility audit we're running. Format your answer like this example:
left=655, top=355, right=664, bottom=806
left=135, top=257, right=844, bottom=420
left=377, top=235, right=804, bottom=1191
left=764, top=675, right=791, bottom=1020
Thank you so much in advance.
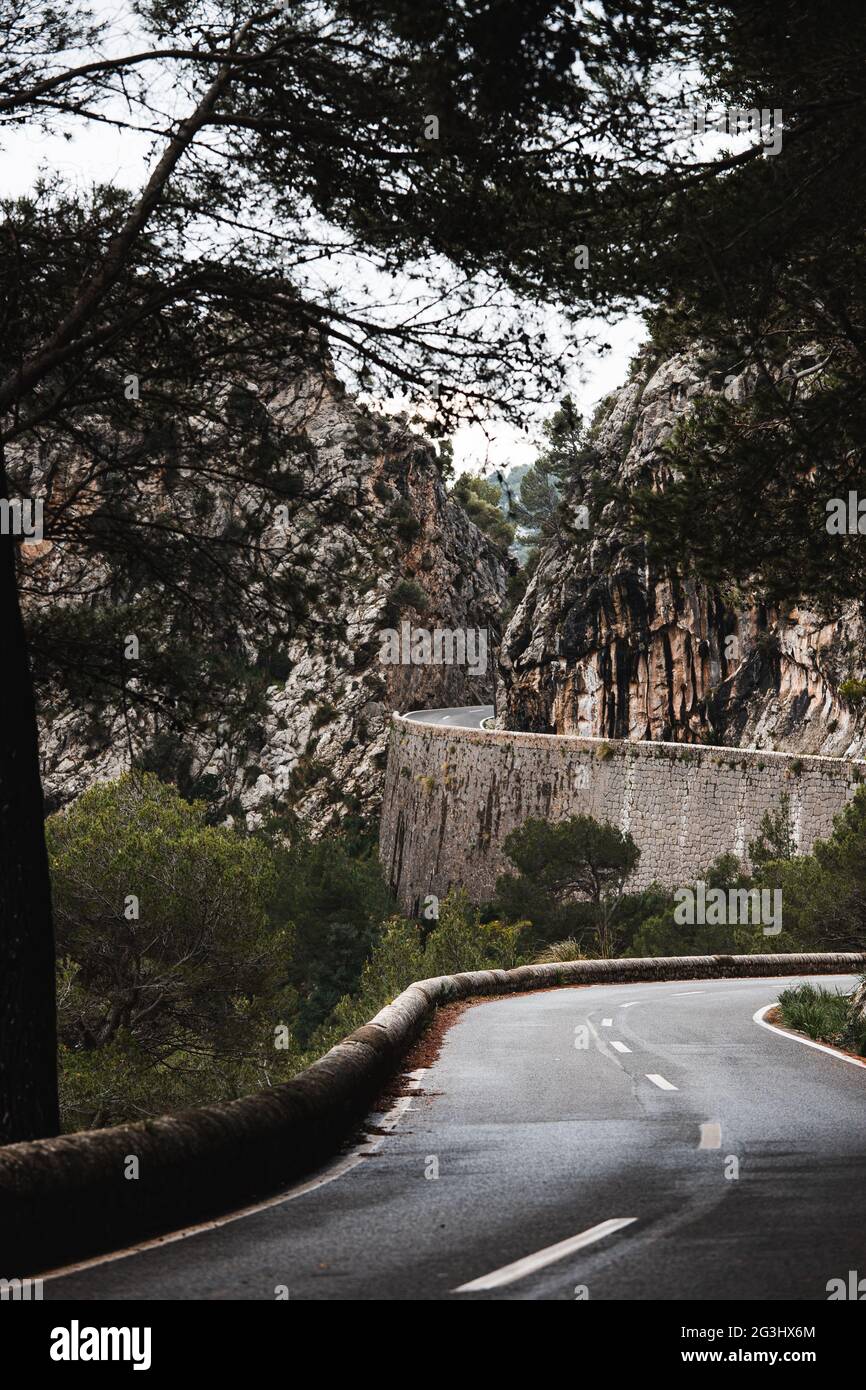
left=401, top=704, right=493, bottom=730
left=44, top=973, right=866, bottom=1301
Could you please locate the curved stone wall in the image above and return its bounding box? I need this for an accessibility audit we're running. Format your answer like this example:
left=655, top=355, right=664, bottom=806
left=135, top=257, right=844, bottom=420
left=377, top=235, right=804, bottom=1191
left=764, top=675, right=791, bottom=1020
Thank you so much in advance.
left=379, top=716, right=866, bottom=911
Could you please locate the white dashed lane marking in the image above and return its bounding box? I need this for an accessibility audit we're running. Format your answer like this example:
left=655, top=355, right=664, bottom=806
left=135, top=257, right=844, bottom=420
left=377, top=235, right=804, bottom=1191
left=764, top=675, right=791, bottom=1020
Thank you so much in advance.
left=454, top=1218, right=638, bottom=1293
left=646, top=1073, right=678, bottom=1091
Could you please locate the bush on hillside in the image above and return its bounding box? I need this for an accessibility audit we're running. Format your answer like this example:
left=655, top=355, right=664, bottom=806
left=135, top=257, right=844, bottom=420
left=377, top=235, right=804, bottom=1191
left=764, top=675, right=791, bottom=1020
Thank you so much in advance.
left=49, top=773, right=291, bottom=1130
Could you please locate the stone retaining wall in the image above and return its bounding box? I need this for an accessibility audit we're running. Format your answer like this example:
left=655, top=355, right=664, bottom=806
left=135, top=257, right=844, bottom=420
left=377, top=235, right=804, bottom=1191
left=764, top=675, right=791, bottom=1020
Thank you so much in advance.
left=380, top=716, right=866, bottom=910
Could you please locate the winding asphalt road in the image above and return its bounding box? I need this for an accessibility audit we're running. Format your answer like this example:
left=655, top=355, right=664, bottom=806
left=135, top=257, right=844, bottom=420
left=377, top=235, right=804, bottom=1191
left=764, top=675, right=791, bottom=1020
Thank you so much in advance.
left=402, top=704, right=493, bottom=730
left=44, top=973, right=866, bottom=1301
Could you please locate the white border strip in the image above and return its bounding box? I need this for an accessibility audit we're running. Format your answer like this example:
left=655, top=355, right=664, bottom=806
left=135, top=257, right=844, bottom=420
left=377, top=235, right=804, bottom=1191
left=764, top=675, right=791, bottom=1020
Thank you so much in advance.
left=753, top=1003, right=866, bottom=1070
left=40, top=1070, right=428, bottom=1284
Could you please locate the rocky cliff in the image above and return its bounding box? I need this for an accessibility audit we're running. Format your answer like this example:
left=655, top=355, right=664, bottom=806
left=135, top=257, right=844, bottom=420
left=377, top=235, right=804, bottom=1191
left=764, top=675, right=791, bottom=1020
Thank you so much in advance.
left=500, top=349, right=866, bottom=757
left=21, top=365, right=507, bottom=832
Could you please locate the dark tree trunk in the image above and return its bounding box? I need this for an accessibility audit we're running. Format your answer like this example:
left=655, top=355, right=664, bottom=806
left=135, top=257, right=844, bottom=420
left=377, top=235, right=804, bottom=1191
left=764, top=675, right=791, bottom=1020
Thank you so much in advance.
left=0, top=448, right=59, bottom=1142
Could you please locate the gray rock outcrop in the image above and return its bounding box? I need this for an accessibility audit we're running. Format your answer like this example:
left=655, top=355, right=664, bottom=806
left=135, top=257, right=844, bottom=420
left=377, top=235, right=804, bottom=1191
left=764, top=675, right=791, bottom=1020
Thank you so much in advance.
left=501, top=349, right=866, bottom=757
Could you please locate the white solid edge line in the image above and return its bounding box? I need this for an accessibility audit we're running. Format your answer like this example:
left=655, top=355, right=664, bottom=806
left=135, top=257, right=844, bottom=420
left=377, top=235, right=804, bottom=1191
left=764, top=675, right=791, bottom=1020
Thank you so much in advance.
left=610, top=1040, right=631, bottom=1053
left=454, top=1217, right=638, bottom=1293
left=40, top=1071, right=428, bottom=1284
left=673, top=990, right=706, bottom=995
left=753, top=1003, right=866, bottom=1070
left=646, top=1073, right=678, bottom=1090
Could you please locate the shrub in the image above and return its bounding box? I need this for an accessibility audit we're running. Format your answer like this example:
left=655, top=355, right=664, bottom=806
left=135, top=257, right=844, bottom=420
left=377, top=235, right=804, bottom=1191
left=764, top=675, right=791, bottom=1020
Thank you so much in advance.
left=840, top=678, right=866, bottom=705
left=261, top=645, right=293, bottom=683
left=313, top=891, right=526, bottom=1050
left=496, top=814, right=640, bottom=957
left=777, top=983, right=854, bottom=1048
left=449, top=473, right=516, bottom=550
left=373, top=478, right=393, bottom=503
left=533, top=939, right=586, bottom=963
left=317, top=917, right=426, bottom=1044
left=748, top=793, right=795, bottom=867
left=263, top=829, right=394, bottom=1044
left=786, top=785, right=866, bottom=949
left=49, top=773, right=287, bottom=1130
left=312, top=700, right=337, bottom=730
left=424, top=892, right=525, bottom=976
left=389, top=499, right=422, bottom=544
left=387, top=578, right=429, bottom=614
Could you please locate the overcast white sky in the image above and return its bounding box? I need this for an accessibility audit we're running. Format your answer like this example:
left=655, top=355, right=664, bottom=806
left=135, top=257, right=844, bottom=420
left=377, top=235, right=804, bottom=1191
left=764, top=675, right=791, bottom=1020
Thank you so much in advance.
left=3, top=2, right=646, bottom=476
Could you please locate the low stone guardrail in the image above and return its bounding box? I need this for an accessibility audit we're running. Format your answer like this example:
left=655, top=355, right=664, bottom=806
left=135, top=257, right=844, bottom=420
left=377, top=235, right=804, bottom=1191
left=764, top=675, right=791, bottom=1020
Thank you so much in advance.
left=2, top=950, right=863, bottom=1276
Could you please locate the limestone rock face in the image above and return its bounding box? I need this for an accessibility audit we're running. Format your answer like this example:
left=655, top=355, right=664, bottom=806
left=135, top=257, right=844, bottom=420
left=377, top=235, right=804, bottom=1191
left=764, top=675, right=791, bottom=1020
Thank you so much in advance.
left=501, top=351, right=866, bottom=757
left=26, top=368, right=507, bottom=832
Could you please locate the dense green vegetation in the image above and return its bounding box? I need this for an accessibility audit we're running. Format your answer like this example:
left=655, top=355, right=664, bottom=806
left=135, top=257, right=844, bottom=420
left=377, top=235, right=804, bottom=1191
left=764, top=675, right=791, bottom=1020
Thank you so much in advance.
left=263, top=827, right=394, bottom=1045
left=51, top=775, right=288, bottom=1130
left=494, top=790, right=866, bottom=963
left=49, top=776, right=525, bottom=1130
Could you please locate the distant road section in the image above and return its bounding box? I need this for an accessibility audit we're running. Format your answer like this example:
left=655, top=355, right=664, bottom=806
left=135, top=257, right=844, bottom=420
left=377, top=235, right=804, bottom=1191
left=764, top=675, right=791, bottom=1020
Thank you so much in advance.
left=402, top=705, right=493, bottom=730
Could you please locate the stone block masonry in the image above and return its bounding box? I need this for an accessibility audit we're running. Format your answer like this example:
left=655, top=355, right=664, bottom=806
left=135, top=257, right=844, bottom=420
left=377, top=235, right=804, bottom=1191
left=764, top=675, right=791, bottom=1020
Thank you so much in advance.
left=379, top=715, right=866, bottom=912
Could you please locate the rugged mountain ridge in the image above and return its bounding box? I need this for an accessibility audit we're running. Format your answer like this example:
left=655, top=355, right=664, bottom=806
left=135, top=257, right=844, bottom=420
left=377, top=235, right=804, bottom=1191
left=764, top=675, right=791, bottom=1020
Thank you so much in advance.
left=23, top=366, right=507, bottom=832
left=500, top=349, right=866, bottom=757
